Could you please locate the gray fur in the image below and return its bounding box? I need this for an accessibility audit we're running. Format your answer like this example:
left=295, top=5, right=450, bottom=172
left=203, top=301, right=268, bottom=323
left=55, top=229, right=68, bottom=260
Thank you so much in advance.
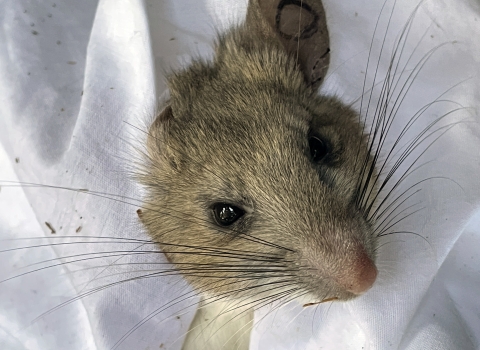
left=139, top=0, right=378, bottom=311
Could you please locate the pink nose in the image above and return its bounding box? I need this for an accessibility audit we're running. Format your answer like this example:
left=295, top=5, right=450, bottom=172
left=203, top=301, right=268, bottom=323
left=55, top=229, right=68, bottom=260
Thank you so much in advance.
left=341, top=251, right=377, bottom=295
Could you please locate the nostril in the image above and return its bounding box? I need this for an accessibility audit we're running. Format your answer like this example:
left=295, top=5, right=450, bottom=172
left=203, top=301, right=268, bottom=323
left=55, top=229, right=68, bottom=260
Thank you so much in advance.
left=342, top=252, right=377, bottom=295
left=348, top=261, right=377, bottom=295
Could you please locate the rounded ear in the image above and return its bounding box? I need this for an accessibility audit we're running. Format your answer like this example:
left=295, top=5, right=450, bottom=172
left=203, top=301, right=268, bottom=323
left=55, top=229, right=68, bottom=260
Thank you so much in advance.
left=154, top=104, right=174, bottom=125
left=246, top=0, right=330, bottom=90
left=148, top=105, right=173, bottom=145
left=146, top=105, right=177, bottom=168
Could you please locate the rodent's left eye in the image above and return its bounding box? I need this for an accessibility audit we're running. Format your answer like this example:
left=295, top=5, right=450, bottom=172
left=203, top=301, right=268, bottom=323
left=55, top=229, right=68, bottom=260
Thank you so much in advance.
left=309, top=135, right=329, bottom=162
left=212, top=203, right=245, bottom=226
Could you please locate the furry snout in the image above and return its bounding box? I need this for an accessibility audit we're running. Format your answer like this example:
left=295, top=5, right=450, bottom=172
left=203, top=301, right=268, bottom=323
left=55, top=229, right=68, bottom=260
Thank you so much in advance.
left=337, top=248, right=377, bottom=295
left=301, top=237, right=377, bottom=300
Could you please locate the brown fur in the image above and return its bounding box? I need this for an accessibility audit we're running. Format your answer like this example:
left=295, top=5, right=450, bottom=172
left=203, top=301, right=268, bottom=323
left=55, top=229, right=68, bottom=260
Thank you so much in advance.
left=139, top=0, right=378, bottom=311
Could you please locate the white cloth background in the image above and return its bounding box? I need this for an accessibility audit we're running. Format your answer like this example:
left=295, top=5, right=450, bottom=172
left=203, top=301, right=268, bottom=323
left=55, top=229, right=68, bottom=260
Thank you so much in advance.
left=0, top=0, right=479, bottom=349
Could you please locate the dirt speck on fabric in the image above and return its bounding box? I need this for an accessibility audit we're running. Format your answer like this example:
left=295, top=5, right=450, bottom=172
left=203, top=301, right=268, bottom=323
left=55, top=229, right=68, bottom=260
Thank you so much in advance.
left=45, top=222, right=56, bottom=234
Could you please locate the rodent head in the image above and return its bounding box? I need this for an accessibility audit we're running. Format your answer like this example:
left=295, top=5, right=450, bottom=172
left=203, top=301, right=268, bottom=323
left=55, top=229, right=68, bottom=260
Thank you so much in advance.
left=139, top=0, right=378, bottom=304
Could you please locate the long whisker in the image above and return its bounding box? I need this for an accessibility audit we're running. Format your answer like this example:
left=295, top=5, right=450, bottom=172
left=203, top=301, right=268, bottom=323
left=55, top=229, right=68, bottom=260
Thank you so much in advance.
left=1, top=180, right=294, bottom=253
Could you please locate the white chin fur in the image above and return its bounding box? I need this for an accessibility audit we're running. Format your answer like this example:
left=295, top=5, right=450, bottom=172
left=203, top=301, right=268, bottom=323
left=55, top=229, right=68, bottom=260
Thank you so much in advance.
left=182, top=299, right=254, bottom=350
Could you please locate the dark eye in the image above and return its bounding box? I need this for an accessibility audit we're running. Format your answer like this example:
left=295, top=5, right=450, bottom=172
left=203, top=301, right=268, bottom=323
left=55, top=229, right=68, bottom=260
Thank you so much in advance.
left=309, top=136, right=328, bottom=162
left=212, top=203, right=245, bottom=226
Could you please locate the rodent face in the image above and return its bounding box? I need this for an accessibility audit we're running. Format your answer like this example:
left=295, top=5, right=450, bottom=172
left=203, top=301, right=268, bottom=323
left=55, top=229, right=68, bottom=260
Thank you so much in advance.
left=140, top=40, right=378, bottom=303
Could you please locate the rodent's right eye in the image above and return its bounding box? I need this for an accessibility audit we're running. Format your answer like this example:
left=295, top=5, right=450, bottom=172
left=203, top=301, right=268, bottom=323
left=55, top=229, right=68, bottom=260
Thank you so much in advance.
left=309, top=135, right=329, bottom=162
left=212, top=203, right=245, bottom=226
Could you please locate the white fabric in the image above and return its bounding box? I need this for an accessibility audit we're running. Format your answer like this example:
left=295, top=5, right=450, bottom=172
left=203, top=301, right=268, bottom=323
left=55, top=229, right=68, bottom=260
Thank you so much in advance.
left=0, top=0, right=479, bottom=349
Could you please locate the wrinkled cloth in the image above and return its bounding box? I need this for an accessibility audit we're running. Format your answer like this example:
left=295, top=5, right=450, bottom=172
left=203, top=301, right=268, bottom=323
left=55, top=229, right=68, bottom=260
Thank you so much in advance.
left=0, top=0, right=479, bottom=349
